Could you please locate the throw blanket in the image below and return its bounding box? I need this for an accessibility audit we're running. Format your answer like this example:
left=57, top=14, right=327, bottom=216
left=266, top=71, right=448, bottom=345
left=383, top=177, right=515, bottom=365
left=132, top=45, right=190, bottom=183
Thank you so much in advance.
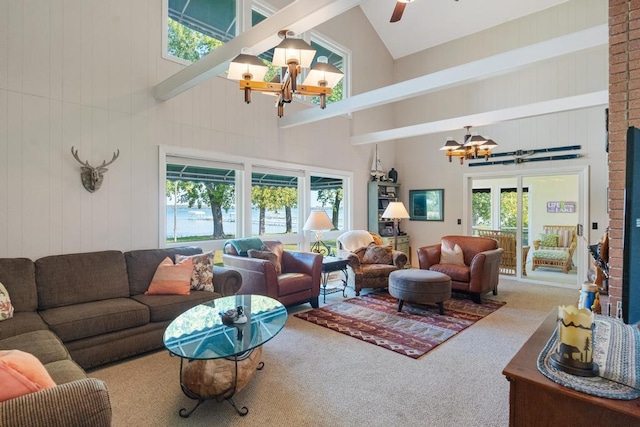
left=224, top=238, right=265, bottom=256
left=537, top=315, right=640, bottom=399
left=337, top=230, right=374, bottom=252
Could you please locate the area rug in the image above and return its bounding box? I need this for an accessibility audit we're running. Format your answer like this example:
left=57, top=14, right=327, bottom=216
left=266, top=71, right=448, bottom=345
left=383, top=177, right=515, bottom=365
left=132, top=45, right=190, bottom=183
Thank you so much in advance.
left=294, top=292, right=505, bottom=359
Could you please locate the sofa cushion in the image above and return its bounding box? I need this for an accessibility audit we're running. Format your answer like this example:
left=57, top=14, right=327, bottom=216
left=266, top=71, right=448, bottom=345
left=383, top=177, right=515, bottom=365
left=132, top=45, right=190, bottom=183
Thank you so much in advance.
left=39, top=298, right=150, bottom=342
left=247, top=249, right=282, bottom=276
left=36, top=251, right=129, bottom=309
left=0, top=258, right=37, bottom=312
left=124, top=247, right=202, bottom=296
left=43, top=359, right=87, bottom=385
left=0, top=330, right=70, bottom=366
left=0, top=312, right=49, bottom=340
left=0, top=282, right=14, bottom=321
left=132, top=291, right=219, bottom=322
left=429, top=264, right=470, bottom=283
left=0, top=350, right=56, bottom=402
left=539, top=233, right=559, bottom=247
left=362, top=245, right=393, bottom=265
left=175, top=251, right=215, bottom=292
left=145, top=257, right=192, bottom=296
left=440, top=242, right=465, bottom=266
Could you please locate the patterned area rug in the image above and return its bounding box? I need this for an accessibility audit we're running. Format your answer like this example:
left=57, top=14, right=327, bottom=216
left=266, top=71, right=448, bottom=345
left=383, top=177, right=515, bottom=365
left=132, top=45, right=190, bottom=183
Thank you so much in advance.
left=294, top=292, right=505, bottom=359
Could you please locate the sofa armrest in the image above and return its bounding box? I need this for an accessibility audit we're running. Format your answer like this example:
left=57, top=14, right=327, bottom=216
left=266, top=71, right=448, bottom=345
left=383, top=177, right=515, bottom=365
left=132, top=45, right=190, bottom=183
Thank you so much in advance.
left=281, top=251, right=321, bottom=276
left=533, top=239, right=541, bottom=250
left=392, top=250, right=408, bottom=268
left=345, top=253, right=363, bottom=274
left=213, top=265, right=242, bottom=296
left=0, top=378, right=111, bottom=427
left=468, top=248, right=504, bottom=293
left=417, top=244, right=442, bottom=270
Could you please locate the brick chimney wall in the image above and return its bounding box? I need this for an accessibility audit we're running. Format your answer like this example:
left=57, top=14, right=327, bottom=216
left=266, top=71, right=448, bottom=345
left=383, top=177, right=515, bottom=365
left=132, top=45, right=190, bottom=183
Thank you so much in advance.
left=608, top=0, right=636, bottom=317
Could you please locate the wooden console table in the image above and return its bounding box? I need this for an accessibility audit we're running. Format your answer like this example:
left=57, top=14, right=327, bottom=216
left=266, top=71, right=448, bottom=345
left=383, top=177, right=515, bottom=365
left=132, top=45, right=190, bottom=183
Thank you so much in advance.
left=502, top=310, right=640, bottom=426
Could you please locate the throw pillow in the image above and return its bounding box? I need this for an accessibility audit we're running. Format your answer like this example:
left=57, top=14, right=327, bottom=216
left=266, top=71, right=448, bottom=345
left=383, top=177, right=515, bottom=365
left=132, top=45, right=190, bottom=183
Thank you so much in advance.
left=247, top=249, right=282, bottom=275
left=175, top=251, right=215, bottom=292
left=145, top=257, right=193, bottom=295
left=0, top=282, right=14, bottom=321
left=440, top=242, right=465, bottom=266
left=0, top=350, right=56, bottom=402
left=362, top=244, right=393, bottom=265
left=540, top=233, right=559, bottom=247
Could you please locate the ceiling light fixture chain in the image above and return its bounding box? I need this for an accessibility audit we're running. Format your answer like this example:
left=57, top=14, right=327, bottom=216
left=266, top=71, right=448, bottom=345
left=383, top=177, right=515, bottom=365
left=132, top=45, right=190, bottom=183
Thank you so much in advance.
left=440, top=125, right=497, bottom=165
left=227, top=30, right=344, bottom=118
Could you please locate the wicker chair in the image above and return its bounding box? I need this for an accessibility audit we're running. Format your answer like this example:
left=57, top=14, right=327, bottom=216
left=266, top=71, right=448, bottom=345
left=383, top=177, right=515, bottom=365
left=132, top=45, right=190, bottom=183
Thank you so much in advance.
left=475, top=229, right=529, bottom=276
left=532, top=225, right=577, bottom=273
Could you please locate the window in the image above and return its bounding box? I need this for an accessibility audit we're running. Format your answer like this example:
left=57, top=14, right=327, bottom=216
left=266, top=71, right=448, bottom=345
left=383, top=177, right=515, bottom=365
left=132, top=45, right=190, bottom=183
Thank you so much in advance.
left=163, top=1, right=350, bottom=102
left=472, top=188, right=491, bottom=233
left=500, top=187, right=529, bottom=244
left=311, top=175, right=345, bottom=231
left=166, top=0, right=236, bottom=62
left=166, top=161, right=240, bottom=243
left=161, top=149, right=352, bottom=249
left=251, top=170, right=300, bottom=236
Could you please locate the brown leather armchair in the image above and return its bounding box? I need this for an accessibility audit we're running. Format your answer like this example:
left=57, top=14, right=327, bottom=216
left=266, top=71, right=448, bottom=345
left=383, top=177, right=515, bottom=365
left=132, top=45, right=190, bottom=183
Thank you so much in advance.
left=222, top=240, right=322, bottom=308
left=417, top=235, right=503, bottom=303
left=338, top=231, right=408, bottom=296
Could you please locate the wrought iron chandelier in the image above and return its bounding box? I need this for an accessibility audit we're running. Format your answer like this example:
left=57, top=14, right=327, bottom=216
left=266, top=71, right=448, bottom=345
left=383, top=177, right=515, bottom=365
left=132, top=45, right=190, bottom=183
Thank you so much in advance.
left=440, top=125, right=498, bottom=164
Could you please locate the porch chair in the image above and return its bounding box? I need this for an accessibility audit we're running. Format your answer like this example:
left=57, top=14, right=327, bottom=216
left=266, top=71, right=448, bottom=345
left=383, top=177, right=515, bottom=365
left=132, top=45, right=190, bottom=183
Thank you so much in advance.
left=531, top=225, right=577, bottom=274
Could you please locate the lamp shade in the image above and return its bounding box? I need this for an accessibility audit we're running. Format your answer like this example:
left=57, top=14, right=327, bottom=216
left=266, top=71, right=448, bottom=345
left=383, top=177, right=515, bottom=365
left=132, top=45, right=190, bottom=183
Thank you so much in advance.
left=227, top=54, right=269, bottom=81
left=440, top=138, right=462, bottom=151
left=302, top=57, right=344, bottom=88
left=303, top=210, right=334, bottom=231
left=381, top=202, right=410, bottom=220
left=273, top=37, right=316, bottom=68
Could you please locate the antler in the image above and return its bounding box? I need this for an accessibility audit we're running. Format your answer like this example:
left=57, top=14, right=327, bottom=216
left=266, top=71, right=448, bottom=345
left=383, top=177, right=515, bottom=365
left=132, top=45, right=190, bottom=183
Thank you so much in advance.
left=70, top=146, right=91, bottom=168
left=98, top=149, right=120, bottom=169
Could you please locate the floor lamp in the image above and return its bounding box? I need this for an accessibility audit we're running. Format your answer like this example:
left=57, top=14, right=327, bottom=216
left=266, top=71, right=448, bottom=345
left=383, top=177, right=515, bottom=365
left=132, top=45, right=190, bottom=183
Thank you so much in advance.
left=303, top=210, right=334, bottom=255
left=381, top=201, right=410, bottom=250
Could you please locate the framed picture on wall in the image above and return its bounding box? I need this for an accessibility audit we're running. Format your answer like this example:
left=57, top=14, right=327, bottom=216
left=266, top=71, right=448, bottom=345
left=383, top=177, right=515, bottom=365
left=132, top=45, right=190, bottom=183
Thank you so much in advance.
left=409, top=189, right=444, bottom=221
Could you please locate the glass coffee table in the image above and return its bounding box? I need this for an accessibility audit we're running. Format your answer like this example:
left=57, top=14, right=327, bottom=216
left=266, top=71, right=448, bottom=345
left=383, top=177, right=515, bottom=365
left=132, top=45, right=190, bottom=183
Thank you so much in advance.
left=163, top=295, right=287, bottom=417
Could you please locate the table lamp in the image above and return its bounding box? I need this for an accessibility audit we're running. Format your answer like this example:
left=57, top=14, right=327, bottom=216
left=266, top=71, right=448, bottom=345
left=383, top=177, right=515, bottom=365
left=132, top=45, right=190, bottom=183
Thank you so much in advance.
left=303, top=210, right=334, bottom=255
left=381, top=201, right=410, bottom=250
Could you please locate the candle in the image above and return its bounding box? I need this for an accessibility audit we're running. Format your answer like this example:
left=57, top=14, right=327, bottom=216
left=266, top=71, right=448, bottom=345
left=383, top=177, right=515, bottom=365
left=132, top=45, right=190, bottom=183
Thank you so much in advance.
left=557, top=305, right=594, bottom=364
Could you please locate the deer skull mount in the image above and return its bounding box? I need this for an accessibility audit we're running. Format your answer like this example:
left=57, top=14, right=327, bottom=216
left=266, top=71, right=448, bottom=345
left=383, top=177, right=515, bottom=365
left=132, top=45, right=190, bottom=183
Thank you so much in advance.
left=71, top=146, right=120, bottom=193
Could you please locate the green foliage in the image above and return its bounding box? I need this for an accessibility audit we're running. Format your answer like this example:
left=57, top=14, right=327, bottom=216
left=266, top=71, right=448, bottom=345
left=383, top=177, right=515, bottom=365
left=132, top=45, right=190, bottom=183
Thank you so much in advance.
left=167, top=19, right=223, bottom=62
left=472, top=191, right=491, bottom=227
left=500, top=191, right=529, bottom=228
left=317, top=188, right=342, bottom=228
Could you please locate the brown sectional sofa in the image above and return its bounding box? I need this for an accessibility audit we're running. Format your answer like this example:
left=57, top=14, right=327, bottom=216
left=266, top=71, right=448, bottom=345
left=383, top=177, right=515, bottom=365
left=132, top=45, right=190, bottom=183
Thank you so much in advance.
left=0, top=247, right=242, bottom=427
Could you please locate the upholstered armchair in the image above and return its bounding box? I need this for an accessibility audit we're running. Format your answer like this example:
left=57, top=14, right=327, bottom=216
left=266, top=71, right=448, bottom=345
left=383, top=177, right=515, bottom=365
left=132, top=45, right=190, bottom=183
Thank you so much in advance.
left=417, top=235, right=503, bottom=303
left=337, top=231, right=408, bottom=296
left=222, top=239, right=322, bottom=308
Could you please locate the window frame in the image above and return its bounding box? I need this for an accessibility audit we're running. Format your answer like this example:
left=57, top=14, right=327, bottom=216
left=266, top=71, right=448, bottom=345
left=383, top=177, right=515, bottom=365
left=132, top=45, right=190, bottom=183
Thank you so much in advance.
left=159, top=145, right=353, bottom=252
left=161, top=0, right=351, bottom=104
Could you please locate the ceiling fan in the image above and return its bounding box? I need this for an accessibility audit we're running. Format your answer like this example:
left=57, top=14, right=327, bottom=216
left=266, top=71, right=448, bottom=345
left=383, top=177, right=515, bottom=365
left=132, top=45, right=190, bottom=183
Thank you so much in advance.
left=390, top=0, right=458, bottom=23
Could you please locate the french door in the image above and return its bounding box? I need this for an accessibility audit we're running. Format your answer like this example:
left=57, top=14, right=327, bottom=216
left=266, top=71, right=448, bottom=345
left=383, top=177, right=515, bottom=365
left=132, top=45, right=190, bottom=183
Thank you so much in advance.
left=465, top=167, right=588, bottom=287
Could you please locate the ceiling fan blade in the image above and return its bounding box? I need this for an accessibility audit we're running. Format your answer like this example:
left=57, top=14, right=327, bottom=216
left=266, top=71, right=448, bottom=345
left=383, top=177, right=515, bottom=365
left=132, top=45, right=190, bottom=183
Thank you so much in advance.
left=390, top=2, right=406, bottom=23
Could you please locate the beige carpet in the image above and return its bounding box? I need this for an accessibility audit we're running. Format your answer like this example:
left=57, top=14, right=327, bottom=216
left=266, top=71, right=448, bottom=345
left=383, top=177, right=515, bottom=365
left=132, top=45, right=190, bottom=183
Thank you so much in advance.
left=91, top=279, right=578, bottom=426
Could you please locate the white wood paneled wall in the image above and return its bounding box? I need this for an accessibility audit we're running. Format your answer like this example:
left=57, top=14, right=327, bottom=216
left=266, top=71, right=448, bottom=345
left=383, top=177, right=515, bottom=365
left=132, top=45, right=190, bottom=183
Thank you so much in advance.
left=0, top=0, right=382, bottom=259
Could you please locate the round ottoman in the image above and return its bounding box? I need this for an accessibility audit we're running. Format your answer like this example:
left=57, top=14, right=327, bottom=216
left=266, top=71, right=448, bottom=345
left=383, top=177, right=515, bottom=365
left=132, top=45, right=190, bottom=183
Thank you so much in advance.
left=388, top=269, right=452, bottom=315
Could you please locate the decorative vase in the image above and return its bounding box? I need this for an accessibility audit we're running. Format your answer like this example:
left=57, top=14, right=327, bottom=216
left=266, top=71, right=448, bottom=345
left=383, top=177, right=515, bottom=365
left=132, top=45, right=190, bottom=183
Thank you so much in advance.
left=388, top=168, right=398, bottom=183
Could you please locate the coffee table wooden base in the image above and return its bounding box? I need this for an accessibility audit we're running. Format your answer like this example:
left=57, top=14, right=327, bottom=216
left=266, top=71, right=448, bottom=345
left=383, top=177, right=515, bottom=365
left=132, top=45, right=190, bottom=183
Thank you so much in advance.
left=178, top=346, right=263, bottom=417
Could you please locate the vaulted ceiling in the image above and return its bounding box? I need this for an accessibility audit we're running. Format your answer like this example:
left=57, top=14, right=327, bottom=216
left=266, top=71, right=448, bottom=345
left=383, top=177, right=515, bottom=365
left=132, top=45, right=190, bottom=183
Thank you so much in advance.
left=155, top=0, right=606, bottom=145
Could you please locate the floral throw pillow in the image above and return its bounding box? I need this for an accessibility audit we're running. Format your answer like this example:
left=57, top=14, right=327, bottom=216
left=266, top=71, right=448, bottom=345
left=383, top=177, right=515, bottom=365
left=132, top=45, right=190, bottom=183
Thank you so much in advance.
left=539, top=233, right=559, bottom=248
left=362, top=245, right=393, bottom=265
left=0, top=282, right=14, bottom=322
left=175, top=251, right=215, bottom=292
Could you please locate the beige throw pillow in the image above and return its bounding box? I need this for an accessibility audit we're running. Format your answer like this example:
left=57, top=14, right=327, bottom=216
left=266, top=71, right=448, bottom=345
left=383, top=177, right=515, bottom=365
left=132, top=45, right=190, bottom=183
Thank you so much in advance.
left=440, top=242, right=465, bottom=266
left=247, top=249, right=282, bottom=275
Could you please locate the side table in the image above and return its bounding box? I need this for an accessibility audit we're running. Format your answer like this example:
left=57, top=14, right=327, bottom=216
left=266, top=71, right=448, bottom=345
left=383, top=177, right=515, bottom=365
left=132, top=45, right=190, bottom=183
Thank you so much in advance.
left=321, top=256, right=349, bottom=303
